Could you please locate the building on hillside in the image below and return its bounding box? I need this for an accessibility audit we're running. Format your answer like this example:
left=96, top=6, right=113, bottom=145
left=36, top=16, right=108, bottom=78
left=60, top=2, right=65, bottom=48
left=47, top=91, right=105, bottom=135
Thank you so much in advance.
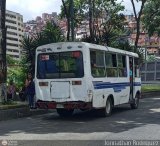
left=24, top=12, right=59, bottom=38
left=125, top=14, right=160, bottom=57
left=6, top=10, right=24, bottom=59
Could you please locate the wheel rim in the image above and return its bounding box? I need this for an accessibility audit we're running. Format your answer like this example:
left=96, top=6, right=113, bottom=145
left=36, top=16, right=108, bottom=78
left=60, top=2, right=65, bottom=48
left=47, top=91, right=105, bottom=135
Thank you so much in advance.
left=106, top=100, right=111, bottom=114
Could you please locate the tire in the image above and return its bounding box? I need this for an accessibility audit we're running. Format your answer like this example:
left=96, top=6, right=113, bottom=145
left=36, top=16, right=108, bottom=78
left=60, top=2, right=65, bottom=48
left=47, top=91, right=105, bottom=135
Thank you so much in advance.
left=57, top=109, right=74, bottom=117
left=130, top=93, right=140, bottom=109
left=99, top=97, right=113, bottom=117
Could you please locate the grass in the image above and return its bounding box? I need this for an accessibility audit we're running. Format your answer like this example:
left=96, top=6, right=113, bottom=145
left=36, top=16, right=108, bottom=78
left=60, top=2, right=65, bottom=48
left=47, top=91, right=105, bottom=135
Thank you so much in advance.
left=142, top=84, right=160, bottom=92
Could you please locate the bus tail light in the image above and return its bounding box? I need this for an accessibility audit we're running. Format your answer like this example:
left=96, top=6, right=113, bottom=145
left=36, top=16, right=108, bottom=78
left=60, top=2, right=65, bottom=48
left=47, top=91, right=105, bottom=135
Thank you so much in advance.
left=39, top=82, right=48, bottom=86
left=72, top=81, right=82, bottom=85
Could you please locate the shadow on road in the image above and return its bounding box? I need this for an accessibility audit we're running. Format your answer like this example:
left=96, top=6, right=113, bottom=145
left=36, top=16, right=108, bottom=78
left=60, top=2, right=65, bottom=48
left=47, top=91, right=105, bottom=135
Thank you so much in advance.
left=1, top=98, right=160, bottom=136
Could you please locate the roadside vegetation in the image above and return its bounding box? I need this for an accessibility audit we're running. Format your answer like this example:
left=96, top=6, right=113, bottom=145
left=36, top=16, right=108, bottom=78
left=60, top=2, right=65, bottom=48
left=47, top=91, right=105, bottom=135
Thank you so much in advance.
left=142, top=84, right=160, bottom=92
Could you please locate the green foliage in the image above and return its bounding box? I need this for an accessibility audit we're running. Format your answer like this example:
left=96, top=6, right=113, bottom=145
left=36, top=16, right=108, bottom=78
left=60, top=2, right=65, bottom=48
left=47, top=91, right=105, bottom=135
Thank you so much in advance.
left=60, top=0, right=86, bottom=25
left=111, top=39, right=133, bottom=52
left=142, top=84, right=160, bottom=92
left=1, top=100, right=15, bottom=105
left=22, top=22, right=64, bottom=74
left=43, top=22, right=64, bottom=43
left=60, top=0, right=126, bottom=43
left=142, top=0, right=160, bottom=36
left=147, top=55, right=156, bottom=62
left=7, top=56, right=27, bottom=91
left=79, top=0, right=126, bottom=46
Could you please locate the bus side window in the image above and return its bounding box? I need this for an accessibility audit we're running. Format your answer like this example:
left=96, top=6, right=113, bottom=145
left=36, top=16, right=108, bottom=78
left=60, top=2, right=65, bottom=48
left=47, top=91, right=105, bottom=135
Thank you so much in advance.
left=106, top=68, right=118, bottom=77
left=134, top=58, right=140, bottom=77
left=90, top=50, right=105, bottom=77
left=118, top=55, right=127, bottom=77
left=105, top=53, right=118, bottom=77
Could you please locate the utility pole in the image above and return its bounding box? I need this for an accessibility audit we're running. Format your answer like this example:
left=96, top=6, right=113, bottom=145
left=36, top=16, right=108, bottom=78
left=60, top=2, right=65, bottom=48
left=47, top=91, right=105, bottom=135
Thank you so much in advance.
left=0, top=0, right=7, bottom=102
left=70, top=0, right=74, bottom=41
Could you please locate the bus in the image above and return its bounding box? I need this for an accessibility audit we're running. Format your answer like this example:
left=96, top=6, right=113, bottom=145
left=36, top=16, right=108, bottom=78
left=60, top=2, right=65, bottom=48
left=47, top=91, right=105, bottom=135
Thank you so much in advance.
left=35, top=42, right=141, bottom=117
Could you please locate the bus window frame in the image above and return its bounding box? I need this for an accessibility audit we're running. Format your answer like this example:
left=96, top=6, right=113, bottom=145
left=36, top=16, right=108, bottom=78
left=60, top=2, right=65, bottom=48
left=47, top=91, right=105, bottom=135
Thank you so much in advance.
left=90, top=49, right=106, bottom=78
left=36, top=51, right=84, bottom=79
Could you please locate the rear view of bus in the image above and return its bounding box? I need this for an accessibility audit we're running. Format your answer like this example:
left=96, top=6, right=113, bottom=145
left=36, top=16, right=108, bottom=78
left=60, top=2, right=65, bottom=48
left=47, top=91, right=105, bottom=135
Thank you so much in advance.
left=35, top=42, right=91, bottom=116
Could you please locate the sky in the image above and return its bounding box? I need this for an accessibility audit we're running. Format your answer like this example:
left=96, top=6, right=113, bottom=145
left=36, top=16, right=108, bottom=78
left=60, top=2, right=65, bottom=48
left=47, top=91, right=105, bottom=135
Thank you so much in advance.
left=6, top=0, right=140, bottom=22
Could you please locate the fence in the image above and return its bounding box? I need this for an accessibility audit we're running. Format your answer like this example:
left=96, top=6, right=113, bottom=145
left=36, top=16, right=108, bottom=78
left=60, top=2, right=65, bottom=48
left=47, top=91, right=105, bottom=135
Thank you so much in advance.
left=141, top=61, right=160, bottom=82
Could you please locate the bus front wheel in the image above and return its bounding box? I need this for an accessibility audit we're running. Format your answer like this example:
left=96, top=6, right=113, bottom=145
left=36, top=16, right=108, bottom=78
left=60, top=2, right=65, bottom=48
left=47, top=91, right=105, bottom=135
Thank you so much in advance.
left=99, top=98, right=112, bottom=117
left=57, top=109, right=74, bottom=117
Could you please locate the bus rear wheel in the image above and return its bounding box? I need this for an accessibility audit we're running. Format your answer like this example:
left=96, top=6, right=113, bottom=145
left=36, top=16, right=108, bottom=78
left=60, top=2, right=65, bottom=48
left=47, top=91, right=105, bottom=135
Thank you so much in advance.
left=57, top=109, right=74, bottom=117
left=130, top=93, right=140, bottom=109
left=99, top=98, right=112, bottom=117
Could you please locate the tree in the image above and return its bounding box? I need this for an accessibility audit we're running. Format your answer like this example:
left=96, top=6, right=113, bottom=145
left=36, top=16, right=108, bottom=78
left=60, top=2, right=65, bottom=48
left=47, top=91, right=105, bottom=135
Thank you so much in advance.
left=61, top=0, right=70, bottom=41
left=60, top=0, right=126, bottom=44
left=61, top=0, right=87, bottom=41
left=43, top=22, right=64, bottom=43
left=142, top=1, right=160, bottom=36
left=130, top=0, right=147, bottom=51
left=0, top=0, right=7, bottom=102
left=80, top=0, right=126, bottom=47
left=7, top=56, right=27, bottom=91
left=22, top=22, right=64, bottom=75
left=21, top=36, right=35, bottom=74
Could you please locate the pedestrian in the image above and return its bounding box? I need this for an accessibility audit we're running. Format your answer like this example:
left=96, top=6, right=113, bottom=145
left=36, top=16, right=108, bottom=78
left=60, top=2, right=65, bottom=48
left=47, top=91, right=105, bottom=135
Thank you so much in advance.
left=7, top=80, right=16, bottom=101
left=25, top=73, right=35, bottom=109
left=19, top=86, right=27, bottom=101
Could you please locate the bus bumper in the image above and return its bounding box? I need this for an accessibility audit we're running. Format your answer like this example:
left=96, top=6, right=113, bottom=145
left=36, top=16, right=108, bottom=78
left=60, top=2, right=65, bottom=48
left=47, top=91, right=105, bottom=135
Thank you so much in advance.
left=36, top=100, right=92, bottom=110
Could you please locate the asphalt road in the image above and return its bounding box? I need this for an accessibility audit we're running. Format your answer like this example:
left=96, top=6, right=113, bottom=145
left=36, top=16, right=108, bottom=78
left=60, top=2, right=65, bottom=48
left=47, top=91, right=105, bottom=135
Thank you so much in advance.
left=0, top=97, right=160, bottom=146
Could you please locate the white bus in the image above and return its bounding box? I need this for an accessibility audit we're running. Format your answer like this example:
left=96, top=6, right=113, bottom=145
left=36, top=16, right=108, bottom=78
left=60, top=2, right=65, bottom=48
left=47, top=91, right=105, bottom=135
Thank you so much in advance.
left=35, top=42, right=141, bottom=117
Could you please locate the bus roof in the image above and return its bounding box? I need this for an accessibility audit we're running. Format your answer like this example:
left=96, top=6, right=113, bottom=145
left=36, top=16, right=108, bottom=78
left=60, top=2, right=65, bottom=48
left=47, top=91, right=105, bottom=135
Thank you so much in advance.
left=36, top=42, right=139, bottom=58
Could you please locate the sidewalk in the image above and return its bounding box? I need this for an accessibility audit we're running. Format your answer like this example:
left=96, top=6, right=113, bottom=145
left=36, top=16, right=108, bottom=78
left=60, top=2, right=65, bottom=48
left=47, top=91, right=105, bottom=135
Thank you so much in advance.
left=0, top=101, right=49, bottom=121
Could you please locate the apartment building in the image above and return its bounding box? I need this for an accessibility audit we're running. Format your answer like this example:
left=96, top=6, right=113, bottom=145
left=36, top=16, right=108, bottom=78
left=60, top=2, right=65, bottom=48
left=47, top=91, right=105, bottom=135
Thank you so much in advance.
left=6, top=10, right=24, bottom=59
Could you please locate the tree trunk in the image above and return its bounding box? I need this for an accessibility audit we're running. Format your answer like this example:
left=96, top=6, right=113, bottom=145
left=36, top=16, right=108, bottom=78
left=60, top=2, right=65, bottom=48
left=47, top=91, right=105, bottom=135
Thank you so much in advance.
left=0, top=0, right=7, bottom=102
left=89, top=0, right=94, bottom=42
left=131, top=0, right=146, bottom=52
left=70, top=0, right=74, bottom=41
left=135, top=18, right=140, bottom=51
left=62, top=0, right=70, bottom=41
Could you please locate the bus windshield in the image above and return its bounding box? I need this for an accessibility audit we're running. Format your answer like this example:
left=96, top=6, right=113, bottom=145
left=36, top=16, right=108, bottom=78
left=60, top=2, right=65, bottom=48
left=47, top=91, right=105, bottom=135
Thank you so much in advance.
left=37, top=51, right=84, bottom=79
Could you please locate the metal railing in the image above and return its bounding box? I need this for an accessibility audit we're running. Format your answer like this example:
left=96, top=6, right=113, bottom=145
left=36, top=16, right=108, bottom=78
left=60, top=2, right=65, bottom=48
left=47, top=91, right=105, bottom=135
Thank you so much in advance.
left=141, top=61, right=160, bottom=82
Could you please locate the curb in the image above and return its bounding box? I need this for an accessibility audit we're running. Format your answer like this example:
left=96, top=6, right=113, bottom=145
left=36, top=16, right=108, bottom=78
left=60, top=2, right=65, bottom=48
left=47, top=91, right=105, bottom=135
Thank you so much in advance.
left=0, top=106, right=49, bottom=121
left=141, top=91, right=160, bottom=98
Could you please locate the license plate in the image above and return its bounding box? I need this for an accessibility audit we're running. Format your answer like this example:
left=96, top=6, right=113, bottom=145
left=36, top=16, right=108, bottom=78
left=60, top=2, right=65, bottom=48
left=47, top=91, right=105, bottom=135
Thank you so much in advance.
left=56, top=104, right=64, bottom=108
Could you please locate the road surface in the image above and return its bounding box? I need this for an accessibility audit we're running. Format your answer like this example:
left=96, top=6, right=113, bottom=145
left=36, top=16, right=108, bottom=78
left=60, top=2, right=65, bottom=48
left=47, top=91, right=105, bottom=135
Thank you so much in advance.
left=0, top=97, right=160, bottom=146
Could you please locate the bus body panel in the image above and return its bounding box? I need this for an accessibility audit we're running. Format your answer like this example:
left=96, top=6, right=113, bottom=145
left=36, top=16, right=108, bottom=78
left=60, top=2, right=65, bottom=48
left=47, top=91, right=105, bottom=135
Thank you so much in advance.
left=91, top=77, right=130, bottom=108
left=36, top=78, right=89, bottom=102
left=35, top=43, right=91, bottom=103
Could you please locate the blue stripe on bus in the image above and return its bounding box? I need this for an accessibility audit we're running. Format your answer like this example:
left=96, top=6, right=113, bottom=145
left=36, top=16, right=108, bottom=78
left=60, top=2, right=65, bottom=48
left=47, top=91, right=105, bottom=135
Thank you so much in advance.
left=92, top=82, right=141, bottom=92
left=134, top=82, right=141, bottom=86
